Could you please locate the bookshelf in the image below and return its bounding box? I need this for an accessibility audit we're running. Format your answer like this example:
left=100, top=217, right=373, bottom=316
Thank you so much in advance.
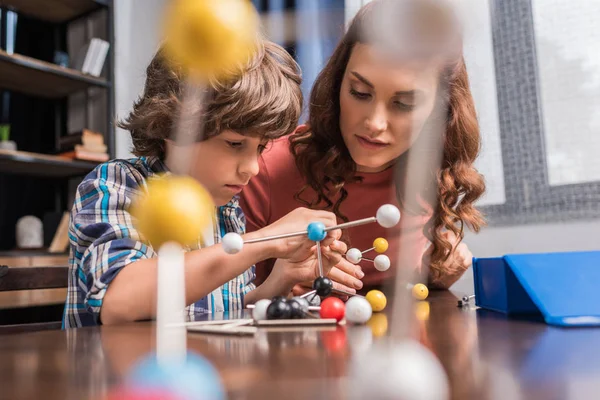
left=0, top=149, right=100, bottom=178
left=0, top=0, right=107, bottom=23
left=0, top=1, right=114, bottom=257
left=0, top=49, right=109, bottom=98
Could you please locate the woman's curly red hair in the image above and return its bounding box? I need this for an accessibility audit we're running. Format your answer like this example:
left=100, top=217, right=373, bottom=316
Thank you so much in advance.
left=290, top=0, right=485, bottom=282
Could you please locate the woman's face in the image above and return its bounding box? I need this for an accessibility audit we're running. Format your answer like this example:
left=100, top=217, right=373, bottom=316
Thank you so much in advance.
left=339, top=43, right=441, bottom=173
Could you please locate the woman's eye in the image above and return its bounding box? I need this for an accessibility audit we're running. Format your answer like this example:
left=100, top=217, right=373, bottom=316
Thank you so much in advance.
left=350, top=88, right=371, bottom=100
left=393, top=101, right=416, bottom=112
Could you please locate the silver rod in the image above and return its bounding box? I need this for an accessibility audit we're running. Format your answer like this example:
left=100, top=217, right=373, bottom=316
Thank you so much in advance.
left=323, top=217, right=377, bottom=232
left=300, top=289, right=317, bottom=299
left=244, top=229, right=307, bottom=244
left=316, top=241, right=324, bottom=277
left=362, top=257, right=374, bottom=262
left=361, top=247, right=375, bottom=254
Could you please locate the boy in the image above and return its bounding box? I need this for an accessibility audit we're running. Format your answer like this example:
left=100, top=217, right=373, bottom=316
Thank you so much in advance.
left=63, top=41, right=347, bottom=328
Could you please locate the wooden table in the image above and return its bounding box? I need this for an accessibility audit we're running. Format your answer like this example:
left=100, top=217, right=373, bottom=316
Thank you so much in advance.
left=1, top=290, right=599, bottom=400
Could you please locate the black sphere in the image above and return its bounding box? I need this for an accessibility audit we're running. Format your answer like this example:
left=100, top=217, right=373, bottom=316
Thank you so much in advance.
left=291, top=296, right=310, bottom=313
left=313, top=277, right=333, bottom=297
left=288, top=299, right=305, bottom=319
left=266, top=298, right=292, bottom=320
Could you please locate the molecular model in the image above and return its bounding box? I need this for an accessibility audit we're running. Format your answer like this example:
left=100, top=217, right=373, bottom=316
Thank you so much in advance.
left=221, top=204, right=404, bottom=325
left=345, top=237, right=391, bottom=272
left=223, top=204, right=399, bottom=288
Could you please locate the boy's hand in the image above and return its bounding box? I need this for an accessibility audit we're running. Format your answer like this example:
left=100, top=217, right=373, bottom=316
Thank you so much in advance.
left=269, top=239, right=348, bottom=293
left=253, top=207, right=341, bottom=260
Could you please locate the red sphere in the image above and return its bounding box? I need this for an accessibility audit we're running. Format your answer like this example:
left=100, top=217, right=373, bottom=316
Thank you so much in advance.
left=320, top=297, right=346, bottom=322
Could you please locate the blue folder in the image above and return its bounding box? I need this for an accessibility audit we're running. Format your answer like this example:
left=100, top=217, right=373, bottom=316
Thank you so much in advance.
left=472, top=251, right=600, bottom=327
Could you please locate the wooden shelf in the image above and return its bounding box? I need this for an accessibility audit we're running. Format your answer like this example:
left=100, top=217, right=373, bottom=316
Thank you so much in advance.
left=0, top=50, right=109, bottom=98
left=1, top=0, right=107, bottom=23
left=0, top=250, right=68, bottom=258
left=0, top=149, right=99, bottom=178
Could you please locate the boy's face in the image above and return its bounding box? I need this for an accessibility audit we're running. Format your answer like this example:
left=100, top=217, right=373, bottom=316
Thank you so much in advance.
left=169, top=130, right=267, bottom=206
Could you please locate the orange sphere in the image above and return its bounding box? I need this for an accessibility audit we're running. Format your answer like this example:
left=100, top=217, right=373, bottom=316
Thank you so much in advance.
left=163, top=0, right=259, bottom=80
left=130, top=175, right=214, bottom=248
left=372, top=237, right=389, bottom=253
left=412, top=283, right=429, bottom=301
left=365, top=290, right=387, bottom=312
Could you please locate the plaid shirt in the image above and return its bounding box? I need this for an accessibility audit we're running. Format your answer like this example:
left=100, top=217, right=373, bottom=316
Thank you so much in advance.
left=63, top=156, right=256, bottom=328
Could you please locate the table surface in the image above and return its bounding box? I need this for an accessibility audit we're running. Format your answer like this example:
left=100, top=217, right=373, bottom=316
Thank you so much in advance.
left=1, top=288, right=599, bottom=400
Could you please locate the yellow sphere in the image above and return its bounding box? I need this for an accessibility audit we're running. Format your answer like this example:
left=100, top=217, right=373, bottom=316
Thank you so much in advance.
left=365, top=290, right=387, bottom=312
left=412, top=283, right=429, bottom=301
left=372, top=237, right=389, bottom=253
left=366, top=313, right=388, bottom=337
left=414, top=301, right=430, bottom=322
left=163, top=0, right=259, bottom=80
left=130, top=175, right=214, bottom=248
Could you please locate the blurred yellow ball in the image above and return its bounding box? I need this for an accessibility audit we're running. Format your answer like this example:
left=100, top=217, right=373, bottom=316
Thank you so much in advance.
left=163, top=0, right=259, bottom=80
left=372, top=237, right=388, bottom=253
left=412, top=283, right=429, bottom=301
left=414, top=301, right=430, bottom=321
left=131, top=175, right=214, bottom=248
left=365, top=290, right=387, bottom=312
left=366, top=313, right=388, bottom=337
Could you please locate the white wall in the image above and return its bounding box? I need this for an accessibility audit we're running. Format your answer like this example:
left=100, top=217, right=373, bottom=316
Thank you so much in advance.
left=114, top=0, right=167, bottom=159
left=466, top=220, right=600, bottom=258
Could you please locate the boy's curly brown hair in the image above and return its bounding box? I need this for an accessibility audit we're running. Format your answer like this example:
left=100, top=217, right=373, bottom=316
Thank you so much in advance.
left=119, top=40, right=303, bottom=159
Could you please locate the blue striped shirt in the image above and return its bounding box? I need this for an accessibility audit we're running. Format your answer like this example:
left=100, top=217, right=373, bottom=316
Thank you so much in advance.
left=63, top=156, right=255, bottom=328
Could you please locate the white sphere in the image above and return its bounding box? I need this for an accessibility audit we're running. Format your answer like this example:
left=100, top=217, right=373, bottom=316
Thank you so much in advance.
left=373, top=255, right=391, bottom=272
left=222, top=232, right=244, bottom=254
left=307, top=293, right=321, bottom=306
left=376, top=204, right=401, bottom=228
left=350, top=340, right=449, bottom=400
left=346, top=248, right=363, bottom=264
left=345, top=296, right=372, bottom=324
left=252, top=299, right=272, bottom=321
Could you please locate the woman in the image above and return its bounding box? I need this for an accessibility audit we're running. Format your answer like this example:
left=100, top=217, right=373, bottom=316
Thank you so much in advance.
left=241, top=0, right=485, bottom=294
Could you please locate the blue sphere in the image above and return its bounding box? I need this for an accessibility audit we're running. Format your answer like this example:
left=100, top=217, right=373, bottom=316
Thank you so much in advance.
left=307, top=222, right=327, bottom=242
left=127, top=352, right=225, bottom=400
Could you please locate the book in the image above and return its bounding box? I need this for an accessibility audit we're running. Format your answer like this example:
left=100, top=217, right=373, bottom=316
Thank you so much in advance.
left=48, top=212, right=70, bottom=254
left=59, top=148, right=109, bottom=162
left=72, top=38, right=110, bottom=77
left=58, top=129, right=105, bottom=152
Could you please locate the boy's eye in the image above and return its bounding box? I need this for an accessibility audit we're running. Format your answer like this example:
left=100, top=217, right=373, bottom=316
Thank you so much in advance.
left=350, top=88, right=371, bottom=100
left=226, top=141, right=243, bottom=149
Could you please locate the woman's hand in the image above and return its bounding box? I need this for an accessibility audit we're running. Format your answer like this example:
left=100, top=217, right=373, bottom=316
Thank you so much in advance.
left=251, top=207, right=341, bottom=261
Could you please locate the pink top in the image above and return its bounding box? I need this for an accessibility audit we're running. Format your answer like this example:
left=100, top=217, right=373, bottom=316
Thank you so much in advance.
left=240, top=135, right=430, bottom=287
